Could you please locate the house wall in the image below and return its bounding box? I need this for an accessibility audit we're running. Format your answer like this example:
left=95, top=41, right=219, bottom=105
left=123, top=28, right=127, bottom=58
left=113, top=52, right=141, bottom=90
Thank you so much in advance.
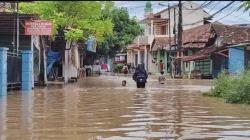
left=195, top=59, right=212, bottom=76
left=183, top=50, right=194, bottom=74
left=148, top=51, right=158, bottom=73
left=229, top=47, right=245, bottom=74
left=144, top=2, right=209, bottom=38
left=212, top=54, right=228, bottom=77
left=64, top=41, right=79, bottom=83
left=158, top=2, right=209, bottom=37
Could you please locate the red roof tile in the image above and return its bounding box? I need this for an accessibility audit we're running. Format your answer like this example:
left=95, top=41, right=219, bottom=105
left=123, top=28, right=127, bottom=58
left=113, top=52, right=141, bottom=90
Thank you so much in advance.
left=212, top=24, right=250, bottom=45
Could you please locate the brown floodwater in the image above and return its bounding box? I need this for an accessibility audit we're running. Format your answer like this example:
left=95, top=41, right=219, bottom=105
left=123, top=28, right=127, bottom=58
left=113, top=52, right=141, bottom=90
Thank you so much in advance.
left=1, top=75, right=250, bottom=140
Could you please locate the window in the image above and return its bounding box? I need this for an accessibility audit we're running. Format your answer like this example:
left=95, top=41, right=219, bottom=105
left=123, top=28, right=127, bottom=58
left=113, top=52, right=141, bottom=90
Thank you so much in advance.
left=155, top=15, right=161, bottom=18
left=161, top=25, right=166, bottom=35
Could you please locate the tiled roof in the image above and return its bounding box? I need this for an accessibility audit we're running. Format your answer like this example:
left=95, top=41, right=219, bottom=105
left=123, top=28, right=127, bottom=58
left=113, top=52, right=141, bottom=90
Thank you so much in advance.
left=130, top=23, right=250, bottom=51
left=182, top=24, right=212, bottom=45
left=212, top=24, right=250, bottom=45
left=152, top=24, right=213, bottom=49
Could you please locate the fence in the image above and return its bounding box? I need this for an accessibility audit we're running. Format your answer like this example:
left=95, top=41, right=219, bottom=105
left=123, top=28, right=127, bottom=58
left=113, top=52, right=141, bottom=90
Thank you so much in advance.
left=7, top=51, right=22, bottom=89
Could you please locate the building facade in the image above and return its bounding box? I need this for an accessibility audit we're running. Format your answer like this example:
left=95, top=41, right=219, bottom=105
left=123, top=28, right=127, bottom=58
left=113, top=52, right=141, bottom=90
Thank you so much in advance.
left=127, top=1, right=210, bottom=75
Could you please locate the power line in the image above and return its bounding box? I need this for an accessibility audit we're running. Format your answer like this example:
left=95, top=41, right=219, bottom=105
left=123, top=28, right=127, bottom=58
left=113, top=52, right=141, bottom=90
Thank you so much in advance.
left=182, top=1, right=235, bottom=26
left=213, top=2, right=242, bottom=22
left=209, top=1, right=234, bottom=18
left=182, top=1, right=211, bottom=10
left=206, top=1, right=222, bottom=13
left=182, top=1, right=214, bottom=17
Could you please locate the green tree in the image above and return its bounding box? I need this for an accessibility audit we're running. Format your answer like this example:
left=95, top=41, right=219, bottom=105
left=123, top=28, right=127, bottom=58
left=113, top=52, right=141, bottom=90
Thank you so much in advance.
left=19, top=1, right=113, bottom=42
left=97, top=6, right=143, bottom=57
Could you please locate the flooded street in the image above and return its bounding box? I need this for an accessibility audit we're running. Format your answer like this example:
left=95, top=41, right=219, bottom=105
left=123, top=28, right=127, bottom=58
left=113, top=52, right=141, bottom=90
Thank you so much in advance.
left=1, top=75, right=250, bottom=140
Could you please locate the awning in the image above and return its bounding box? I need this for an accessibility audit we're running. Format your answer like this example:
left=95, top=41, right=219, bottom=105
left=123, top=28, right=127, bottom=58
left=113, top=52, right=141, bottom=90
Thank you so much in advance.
left=181, top=46, right=227, bottom=62
left=182, top=54, right=209, bottom=62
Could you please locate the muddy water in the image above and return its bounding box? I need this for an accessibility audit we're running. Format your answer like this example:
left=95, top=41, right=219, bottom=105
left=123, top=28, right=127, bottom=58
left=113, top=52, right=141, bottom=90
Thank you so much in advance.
left=1, top=75, right=250, bottom=140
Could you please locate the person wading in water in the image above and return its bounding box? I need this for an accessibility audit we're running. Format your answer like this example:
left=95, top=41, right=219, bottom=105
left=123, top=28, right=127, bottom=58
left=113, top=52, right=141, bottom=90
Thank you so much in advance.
left=133, top=64, right=148, bottom=88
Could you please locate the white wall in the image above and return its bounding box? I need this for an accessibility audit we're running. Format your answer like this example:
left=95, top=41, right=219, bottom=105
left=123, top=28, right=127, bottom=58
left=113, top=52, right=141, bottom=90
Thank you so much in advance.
left=64, top=41, right=79, bottom=83
left=143, top=1, right=209, bottom=38
left=160, top=2, right=209, bottom=37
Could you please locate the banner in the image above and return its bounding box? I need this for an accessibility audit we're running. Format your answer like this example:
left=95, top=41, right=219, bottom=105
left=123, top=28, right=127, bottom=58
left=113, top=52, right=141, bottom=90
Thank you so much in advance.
left=25, top=20, right=53, bottom=35
left=86, top=38, right=97, bottom=53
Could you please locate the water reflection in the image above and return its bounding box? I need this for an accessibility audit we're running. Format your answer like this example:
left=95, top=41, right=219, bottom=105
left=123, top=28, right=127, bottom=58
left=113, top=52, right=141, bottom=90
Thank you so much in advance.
left=21, top=92, right=34, bottom=140
left=0, top=76, right=250, bottom=140
left=0, top=96, right=7, bottom=140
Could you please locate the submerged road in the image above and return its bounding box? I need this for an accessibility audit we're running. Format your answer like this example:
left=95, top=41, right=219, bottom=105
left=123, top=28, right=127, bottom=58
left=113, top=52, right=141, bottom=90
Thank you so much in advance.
left=1, top=75, right=250, bottom=140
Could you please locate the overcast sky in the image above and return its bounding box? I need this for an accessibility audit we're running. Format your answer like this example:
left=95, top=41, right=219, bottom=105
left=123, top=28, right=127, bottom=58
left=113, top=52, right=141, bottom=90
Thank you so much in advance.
left=114, top=1, right=250, bottom=25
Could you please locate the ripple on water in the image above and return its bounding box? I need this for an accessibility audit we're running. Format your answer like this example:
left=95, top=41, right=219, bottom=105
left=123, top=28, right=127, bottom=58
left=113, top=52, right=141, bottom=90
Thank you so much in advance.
left=0, top=76, right=250, bottom=140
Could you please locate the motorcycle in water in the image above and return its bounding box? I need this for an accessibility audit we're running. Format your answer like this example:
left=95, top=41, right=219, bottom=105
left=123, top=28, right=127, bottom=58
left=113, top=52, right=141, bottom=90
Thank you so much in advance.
left=133, top=64, right=148, bottom=88
left=135, top=74, right=147, bottom=88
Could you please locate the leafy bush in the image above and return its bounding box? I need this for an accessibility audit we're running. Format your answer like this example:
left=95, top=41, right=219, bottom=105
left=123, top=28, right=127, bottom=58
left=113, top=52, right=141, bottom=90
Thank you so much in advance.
left=207, top=70, right=250, bottom=104
left=211, top=70, right=236, bottom=97
left=224, top=71, right=250, bottom=104
left=115, top=64, right=124, bottom=73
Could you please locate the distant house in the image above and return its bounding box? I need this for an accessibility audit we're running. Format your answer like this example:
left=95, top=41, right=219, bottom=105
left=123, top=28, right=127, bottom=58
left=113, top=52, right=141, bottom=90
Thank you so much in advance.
left=115, top=53, right=127, bottom=64
left=181, top=23, right=250, bottom=78
left=127, top=1, right=210, bottom=75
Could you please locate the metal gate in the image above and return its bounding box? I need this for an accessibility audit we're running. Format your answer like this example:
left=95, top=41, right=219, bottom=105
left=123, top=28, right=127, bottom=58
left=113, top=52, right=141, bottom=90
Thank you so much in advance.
left=7, top=52, right=22, bottom=89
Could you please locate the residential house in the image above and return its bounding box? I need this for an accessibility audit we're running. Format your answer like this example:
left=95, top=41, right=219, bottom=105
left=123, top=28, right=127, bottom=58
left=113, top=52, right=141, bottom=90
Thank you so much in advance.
left=181, top=23, right=250, bottom=78
left=127, top=1, right=210, bottom=75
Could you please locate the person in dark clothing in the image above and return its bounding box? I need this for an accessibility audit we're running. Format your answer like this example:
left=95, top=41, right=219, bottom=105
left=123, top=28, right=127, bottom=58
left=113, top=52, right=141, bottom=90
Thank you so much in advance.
left=133, top=64, right=148, bottom=88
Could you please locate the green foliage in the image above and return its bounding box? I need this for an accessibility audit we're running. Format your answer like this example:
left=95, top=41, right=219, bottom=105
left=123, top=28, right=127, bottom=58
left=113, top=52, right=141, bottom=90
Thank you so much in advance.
left=97, top=7, right=143, bottom=57
left=19, top=1, right=113, bottom=42
left=65, top=28, right=84, bottom=41
left=211, top=70, right=235, bottom=97
left=115, top=64, right=124, bottom=73
left=240, top=1, right=250, bottom=12
left=224, top=71, right=250, bottom=104
left=206, top=70, right=250, bottom=104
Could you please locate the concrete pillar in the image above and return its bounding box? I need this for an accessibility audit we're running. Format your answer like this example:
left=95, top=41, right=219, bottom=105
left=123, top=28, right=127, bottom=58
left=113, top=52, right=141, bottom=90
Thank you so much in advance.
left=131, top=51, right=135, bottom=66
left=0, top=48, right=8, bottom=96
left=22, top=51, right=33, bottom=91
left=164, top=51, right=168, bottom=74
left=137, top=50, right=141, bottom=65
left=31, top=35, right=34, bottom=89
left=148, top=51, right=152, bottom=73
left=144, top=46, right=148, bottom=71
left=157, top=49, right=161, bottom=72
left=151, top=20, right=154, bottom=35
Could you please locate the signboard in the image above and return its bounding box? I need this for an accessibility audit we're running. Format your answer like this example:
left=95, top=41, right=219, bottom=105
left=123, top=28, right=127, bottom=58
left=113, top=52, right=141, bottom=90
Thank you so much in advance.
left=25, top=20, right=52, bottom=35
left=86, top=38, right=97, bottom=53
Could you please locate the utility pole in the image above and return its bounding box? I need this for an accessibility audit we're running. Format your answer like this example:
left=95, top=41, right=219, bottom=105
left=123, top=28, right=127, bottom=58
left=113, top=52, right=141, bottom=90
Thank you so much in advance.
left=16, top=2, right=19, bottom=55
left=168, top=3, right=172, bottom=64
left=173, top=7, right=177, bottom=77
left=177, top=0, right=183, bottom=76
left=168, top=3, right=172, bottom=76
left=173, top=8, right=176, bottom=51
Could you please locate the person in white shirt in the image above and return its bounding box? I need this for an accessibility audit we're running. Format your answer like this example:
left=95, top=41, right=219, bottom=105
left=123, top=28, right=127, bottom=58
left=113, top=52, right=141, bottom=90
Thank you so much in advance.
left=158, top=71, right=166, bottom=84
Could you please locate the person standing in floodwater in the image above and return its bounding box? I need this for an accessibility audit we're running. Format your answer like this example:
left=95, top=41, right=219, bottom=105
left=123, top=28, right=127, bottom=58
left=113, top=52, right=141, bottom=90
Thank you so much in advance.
left=123, top=63, right=128, bottom=75
left=159, top=60, right=164, bottom=73
left=133, top=64, right=148, bottom=88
